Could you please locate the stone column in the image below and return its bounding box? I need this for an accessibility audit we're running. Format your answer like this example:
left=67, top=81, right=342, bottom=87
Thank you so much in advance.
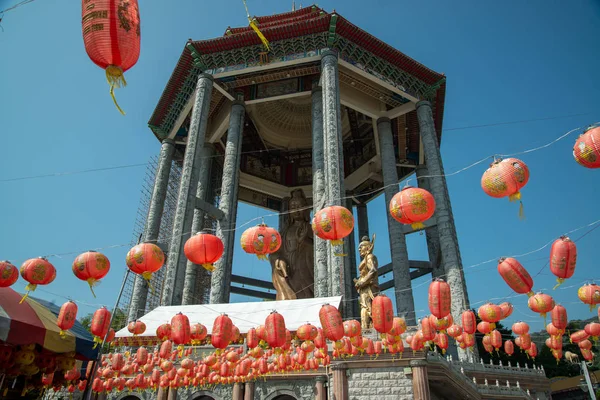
left=345, top=198, right=359, bottom=318
left=321, top=50, right=348, bottom=304
left=157, top=387, right=168, bottom=400
left=244, top=381, right=255, bottom=400
left=416, top=165, right=443, bottom=279
left=233, top=382, right=244, bottom=400
left=162, top=73, right=214, bottom=306
left=356, top=202, right=369, bottom=240
left=128, top=138, right=175, bottom=321
left=167, top=387, right=178, bottom=400
left=312, top=86, right=329, bottom=298
left=331, top=363, right=348, bottom=400
left=210, top=100, right=245, bottom=304
left=182, top=144, right=215, bottom=305
left=416, top=101, right=472, bottom=359
left=315, top=376, right=327, bottom=400
left=377, top=117, right=416, bottom=325
left=410, top=360, right=431, bottom=400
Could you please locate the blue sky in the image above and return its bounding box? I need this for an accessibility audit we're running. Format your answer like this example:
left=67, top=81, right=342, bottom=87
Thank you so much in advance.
left=1, top=0, right=599, bottom=333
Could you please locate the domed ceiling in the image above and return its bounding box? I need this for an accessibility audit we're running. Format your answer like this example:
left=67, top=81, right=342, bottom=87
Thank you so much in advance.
left=248, top=95, right=349, bottom=149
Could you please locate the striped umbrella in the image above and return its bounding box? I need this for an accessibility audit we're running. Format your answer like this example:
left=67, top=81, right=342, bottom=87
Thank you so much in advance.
left=0, top=288, right=97, bottom=360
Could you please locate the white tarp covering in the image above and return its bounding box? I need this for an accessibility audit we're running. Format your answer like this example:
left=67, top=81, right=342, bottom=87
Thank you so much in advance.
left=116, top=296, right=342, bottom=339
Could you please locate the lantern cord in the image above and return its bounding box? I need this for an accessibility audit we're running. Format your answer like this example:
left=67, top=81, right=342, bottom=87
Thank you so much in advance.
left=105, top=66, right=127, bottom=116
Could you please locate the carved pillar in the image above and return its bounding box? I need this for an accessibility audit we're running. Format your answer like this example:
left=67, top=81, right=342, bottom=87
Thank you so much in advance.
left=345, top=198, right=359, bottom=318
left=331, top=363, right=348, bottom=400
left=312, top=86, right=329, bottom=298
left=377, top=117, right=416, bottom=325
left=182, top=144, right=215, bottom=305
left=416, top=101, right=472, bottom=360
left=233, top=382, right=244, bottom=400
left=244, top=381, right=255, bottom=400
left=321, top=50, right=350, bottom=308
left=128, top=138, right=175, bottom=321
left=315, top=376, right=327, bottom=400
left=167, top=387, right=178, bottom=400
left=210, top=100, right=245, bottom=304
left=410, top=360, right=431, bottom=400
left=162, top=73, right=214, bottom=306
left=157, top=386, right=168, bottom=400
left=416, top=165, right=443, bottom=279
left=356, top=202, right=369, bottom=240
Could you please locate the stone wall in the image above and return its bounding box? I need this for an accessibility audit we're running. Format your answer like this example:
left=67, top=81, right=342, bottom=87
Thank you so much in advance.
left=255, top=379, right=316, bottom=400
left=347, top=367, right=414, bottom=400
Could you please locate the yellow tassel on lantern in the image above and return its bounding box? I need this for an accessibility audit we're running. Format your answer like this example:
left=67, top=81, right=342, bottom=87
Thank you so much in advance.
left=519, top=201, right=525, bottom=220
left=410, top=222, right=425, bottom=230
left=553, top=278, right=565, bottom=290
left=105, top=65, right=127, bottom=115
left=142, top=271, right=155, bottom=294
left=20, top=283, right=37, bottom=304
left=508, top=191, right=521, bottom=202
left=87, top=278, right=99, bottom=298
left=202, top=263, right=215, bottom=272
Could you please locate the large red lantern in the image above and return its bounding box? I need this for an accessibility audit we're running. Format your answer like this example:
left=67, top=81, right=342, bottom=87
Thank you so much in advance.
left=72, top=251, right=110, bottom=297
left=428, top=279, right=451, bottom=319
left=528, top=292, right=555, bottom=322
left=265, top=311, right=287, bottom=348
left=211, top=314, right=233, bottom=349
left=512, top=321, right=529, bottom=336
left=550, top=304, right=568, bottom=331
left=91, top=307, right=111, bottom=346
left=578, top=284, right=600, bottom=311
left=57, top=301, right=78, bottom=337
left=184, top=232, right=224, bottom=272
left=170, top=313, right=191, bottom=348
left=585, top=323, right=600, bottom=339
left=497, top=257, right=534, bottom=296
left=549, top=236, right=577, bottom=288
left=389, top=187, right=436, bottom=229
left=312, top=206, right=354, bottom=247
left=190, top=323, right=207, bottom=345
left=371, top=295, right=394, bottom=334
left=296, top=324, right=318, bottom=341
left=82, top=0, right=141, bottom=114
left=156, top=323, right=171, bottom=342
left=19, top=257, right=57, bottom=303
left=573, top=125, right=600, bottom=168
left=462, top=311, right=477, bottom=335
left=0, top=261, right=18, bottom=288
left=319, top=304, right=344, bottom=342
left=481, top=158, right=529, bottom=215
left=126, top=243, right=164, bottom=286
left=240, top=224, right=278, bottom=260
left=478, top=303, right=503, bottom=329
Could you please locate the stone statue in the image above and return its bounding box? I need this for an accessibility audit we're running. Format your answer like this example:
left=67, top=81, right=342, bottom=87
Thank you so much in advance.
left=354, top=234, right=379, bottom=329
left=269, top=189, right=314, bottom=300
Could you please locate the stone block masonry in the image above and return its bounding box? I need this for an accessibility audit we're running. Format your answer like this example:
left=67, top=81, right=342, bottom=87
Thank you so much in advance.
left=347, top=367, right=414, bottom=400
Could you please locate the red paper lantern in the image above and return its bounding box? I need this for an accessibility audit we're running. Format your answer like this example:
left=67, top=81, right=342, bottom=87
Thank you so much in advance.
left=477, top=321, right=492, bottom=335
left=421, top=318, right=436, bottom=341
left=211, top=314, right=233, bottom=349
left=265, top=226, right=282, bottom=254
left=184, top=232, right=224, bottom=272
left=127, top=320, right=146, bottom=336
left=0, top=261, right=18, bottom=288
left=504, top=340, right=514, bottom=356
left=57, top=301, right=78, bottom=337
left=343, top=320, right=361, bottom=338
left=319, top=304, right=344, bottom=342
left=389, top=317, right=407, bottom=336
left=528, top=292, right=555, bottom=321
left=126, top=242, right=164, bottom=288
left=371, top=295, right=394, bottom=334
left=265, top=311, right=286, bottom=348
left=447, top=324, right=463, bottom=339
left=240, top=224, right=278, bottom=260
left=585, top=322, right=600, bottom=339
left=527, top=342, right=538, bottom=359
left=156, top=324, right=171, bottom=342
left=389, top=187, right=436, bottom=229
left=190, top=323, right=207, bottom=345
left=91, top=307, right=111, bottom=346
left=571, top=330, right=589, bottom=343
left=478, top=303, right=503, bottom=328
left=578, top=283, right=600, bottom=311
left=546, top=323, right=563, bottom=337
left=497, top=257, right=534, bottom=296
left=170, top=313, right=191, bottom=347
left=72, top=251, right=110, bottom=297
left=546, top=336, right=562, bottom=350
left=549, top=236, right=577, bottom=288
left=462, top=311, right=477, bottom=335
left=512, top=321, right=530, bottom=335
left=428, top=278, right=451, bottom=319
left=550, top=305, right=568, bottom=331
left=499, top=302, right=513, bottom=319
left=490, top=330, right=502, bottom=351
left=19, top=257, right=57, bottom=303
left=312, top=206, right=354, bottom=246
left=573, top=125, right=600, bottom=168
left=82, top=0, right=141, bottom=114
left=105, top=328, right=115, bottom=344
left=582, top=348, right=594, bottom=361
left=296, top=324, right=318, bottom=341
left=481, top=157, right=529, bottom=202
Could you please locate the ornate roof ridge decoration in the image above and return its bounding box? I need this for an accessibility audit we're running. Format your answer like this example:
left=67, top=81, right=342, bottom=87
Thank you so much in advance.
left=148, top=6, right=447, bottom=141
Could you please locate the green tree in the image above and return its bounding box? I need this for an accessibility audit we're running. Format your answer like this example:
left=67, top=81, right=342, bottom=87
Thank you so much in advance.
left=80, top=313, right=92, bottom=333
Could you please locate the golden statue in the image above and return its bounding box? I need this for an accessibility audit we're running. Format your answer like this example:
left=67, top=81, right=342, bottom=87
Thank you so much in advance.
left=354, top=234, right=380, bottom=329
left=269, top=189, right=315, bottom=300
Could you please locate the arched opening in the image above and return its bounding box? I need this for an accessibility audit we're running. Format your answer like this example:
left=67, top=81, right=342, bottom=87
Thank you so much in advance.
left=192, top=396, right=215, bottom=400
left=272, top=396, right=297, bottom=400
left=121, top=397, right=142, bottom=400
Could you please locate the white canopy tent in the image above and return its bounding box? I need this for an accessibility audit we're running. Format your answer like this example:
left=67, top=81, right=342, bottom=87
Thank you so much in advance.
left=116, top=296, right=342, bottom=339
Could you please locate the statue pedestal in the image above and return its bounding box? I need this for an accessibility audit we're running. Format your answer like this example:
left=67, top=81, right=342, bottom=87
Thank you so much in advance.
left=361, top=328, right=379, bottom=340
